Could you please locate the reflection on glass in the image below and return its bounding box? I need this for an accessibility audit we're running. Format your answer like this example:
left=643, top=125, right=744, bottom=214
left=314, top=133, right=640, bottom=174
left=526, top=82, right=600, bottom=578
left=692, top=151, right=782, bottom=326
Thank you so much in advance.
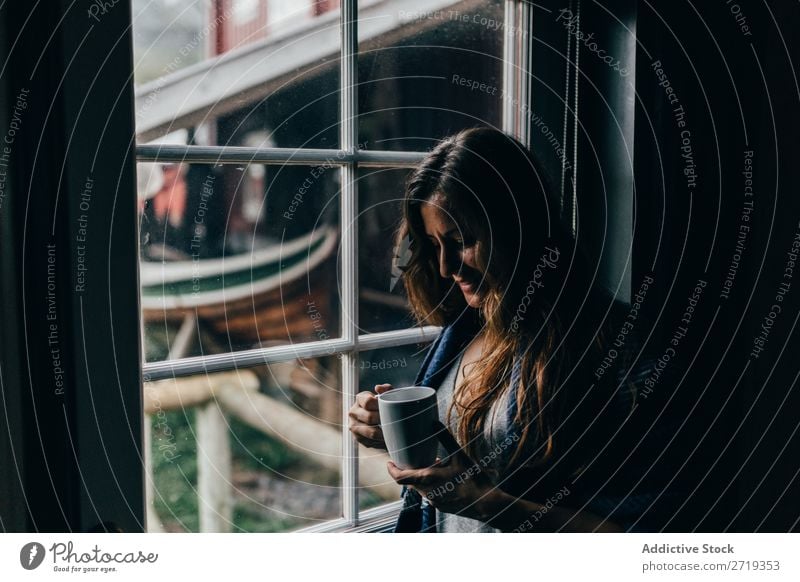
left=133, top=0, right=340, bottom=148
left=356, top=343, right=431, bottom=512
left=358, top=167, right=417, bottom=334
left=358, top=0, right=504, bottom=150
left=138, top=162, right=341, bottom=361
left=145, top=358, right=343, bottom=532
left=132, top=0, right=208, bottom=83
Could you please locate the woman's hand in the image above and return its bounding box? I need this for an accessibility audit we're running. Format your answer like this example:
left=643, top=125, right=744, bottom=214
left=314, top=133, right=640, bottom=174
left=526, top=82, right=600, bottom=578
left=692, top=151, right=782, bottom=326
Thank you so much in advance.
left=386, top=438, right=498, bottom=522
left=388, top=435, right=623, bottom=532
left=348, top=383, right=391, bottom=449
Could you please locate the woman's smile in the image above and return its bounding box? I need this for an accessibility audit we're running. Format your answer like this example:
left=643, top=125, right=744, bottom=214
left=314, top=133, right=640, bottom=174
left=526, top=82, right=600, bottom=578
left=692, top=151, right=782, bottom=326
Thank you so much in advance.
left=452, top=270, right=484, bottom=306
left=455, top=277, right=475, bottom=291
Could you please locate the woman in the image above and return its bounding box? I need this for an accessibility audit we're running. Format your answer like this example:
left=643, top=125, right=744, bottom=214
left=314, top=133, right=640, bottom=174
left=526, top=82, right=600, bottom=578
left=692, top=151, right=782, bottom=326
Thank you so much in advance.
left=349, top=127, right=674, bottom=532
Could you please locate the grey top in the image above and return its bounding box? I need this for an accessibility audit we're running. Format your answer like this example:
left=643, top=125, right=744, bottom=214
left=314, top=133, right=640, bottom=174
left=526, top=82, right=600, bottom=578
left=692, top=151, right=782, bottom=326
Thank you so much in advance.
left=434, top=349, right=515, bottom=533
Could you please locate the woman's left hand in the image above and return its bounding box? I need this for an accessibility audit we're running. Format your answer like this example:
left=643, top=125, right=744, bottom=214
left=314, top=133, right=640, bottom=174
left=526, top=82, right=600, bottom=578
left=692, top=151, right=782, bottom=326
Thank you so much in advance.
left=386, top=443, right=499, bottom=521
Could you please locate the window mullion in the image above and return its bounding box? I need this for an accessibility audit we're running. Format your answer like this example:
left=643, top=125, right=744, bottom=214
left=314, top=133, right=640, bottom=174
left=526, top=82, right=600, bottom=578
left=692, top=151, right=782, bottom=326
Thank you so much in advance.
left=502, top=0, right=516, bottom=135
left=140, top=326, right=442, bottom=383
left=340, top=0, right=360, bottom=527
left=134, top=144, right=425, bottom=167
left=503, top=0, right=534, bottom=146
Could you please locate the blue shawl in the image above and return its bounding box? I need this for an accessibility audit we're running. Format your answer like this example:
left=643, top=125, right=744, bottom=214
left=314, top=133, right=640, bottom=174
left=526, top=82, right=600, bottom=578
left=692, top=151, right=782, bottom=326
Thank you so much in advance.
left=391, top=307, right=676, bottom=532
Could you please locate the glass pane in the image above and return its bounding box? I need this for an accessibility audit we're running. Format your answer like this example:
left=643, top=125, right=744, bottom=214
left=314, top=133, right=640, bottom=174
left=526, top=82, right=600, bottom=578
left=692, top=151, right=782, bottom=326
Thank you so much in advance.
left=133, top=0, right=340, bottom=148
left=145, top=357, right=342, bottom=532
left=358, top=0, right=504, bottom=150
left=356, top=343, right=432, bottom=513
left=138, top=162, right=341, bottom=362
left=131, top=0, right=208, bottom=83
left=358, top=167, right=416, bottom=334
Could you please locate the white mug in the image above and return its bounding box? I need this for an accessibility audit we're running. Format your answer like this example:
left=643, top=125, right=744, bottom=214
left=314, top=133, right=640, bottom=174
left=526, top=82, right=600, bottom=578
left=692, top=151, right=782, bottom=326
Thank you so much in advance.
left=377, top=386, right=439, bottom=469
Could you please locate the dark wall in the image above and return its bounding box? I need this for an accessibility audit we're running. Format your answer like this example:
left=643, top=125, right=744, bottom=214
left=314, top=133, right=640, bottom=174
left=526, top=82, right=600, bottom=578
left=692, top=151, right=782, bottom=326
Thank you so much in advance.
left=631, top=0, right=800, bottom=531
left=531, top=0, right=799, bottom=531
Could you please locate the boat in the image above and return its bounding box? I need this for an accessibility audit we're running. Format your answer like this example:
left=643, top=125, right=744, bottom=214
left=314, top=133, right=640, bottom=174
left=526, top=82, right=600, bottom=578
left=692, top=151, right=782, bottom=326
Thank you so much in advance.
left=139, top=225, right=340, bottom=347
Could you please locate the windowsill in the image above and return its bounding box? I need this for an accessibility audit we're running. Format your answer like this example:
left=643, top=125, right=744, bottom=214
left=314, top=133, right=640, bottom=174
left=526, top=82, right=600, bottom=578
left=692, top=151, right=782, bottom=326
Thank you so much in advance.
left=294, top=500, right=402, bottom=533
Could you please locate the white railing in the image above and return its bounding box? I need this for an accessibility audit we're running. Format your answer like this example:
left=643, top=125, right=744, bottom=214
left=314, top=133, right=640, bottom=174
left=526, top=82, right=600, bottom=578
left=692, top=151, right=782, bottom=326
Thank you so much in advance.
left=142, top=367, right=398, bottom=532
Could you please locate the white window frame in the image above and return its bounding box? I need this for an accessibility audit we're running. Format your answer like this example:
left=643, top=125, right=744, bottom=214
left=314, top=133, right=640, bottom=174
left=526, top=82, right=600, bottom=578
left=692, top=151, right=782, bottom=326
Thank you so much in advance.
left=135, top=0, right=533, bottom=532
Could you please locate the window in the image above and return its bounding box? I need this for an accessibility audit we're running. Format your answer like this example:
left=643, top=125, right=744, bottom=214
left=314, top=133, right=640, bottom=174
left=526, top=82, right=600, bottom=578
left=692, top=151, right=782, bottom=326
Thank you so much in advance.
left=4, top=0, right=798, bottom=537
left=133, top=0, right=533, bottom=532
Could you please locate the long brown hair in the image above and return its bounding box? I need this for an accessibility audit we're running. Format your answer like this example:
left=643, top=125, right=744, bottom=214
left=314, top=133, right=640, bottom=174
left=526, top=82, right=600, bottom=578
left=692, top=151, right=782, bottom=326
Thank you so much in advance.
left=396, top=127, right=623, bottom=478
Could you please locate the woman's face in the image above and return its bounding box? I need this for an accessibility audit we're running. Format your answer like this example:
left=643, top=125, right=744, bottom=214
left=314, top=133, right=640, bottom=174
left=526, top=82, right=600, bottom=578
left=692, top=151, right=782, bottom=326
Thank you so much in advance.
left=420, top=201, right=485, bottom=308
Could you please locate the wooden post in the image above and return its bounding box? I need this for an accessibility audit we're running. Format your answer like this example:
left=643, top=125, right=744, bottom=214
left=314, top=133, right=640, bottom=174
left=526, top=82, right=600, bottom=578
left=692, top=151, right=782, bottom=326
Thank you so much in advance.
left=142, top=414, right=164, bottom=532
left=216, top=386, right=398, bottom=500
left=196, top=400, right=233, bottom=533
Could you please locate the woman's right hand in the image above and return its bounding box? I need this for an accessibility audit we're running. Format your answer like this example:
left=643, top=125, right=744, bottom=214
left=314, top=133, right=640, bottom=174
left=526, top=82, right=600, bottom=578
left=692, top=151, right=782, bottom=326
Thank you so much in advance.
left=348, top=383, right=392, bottom=449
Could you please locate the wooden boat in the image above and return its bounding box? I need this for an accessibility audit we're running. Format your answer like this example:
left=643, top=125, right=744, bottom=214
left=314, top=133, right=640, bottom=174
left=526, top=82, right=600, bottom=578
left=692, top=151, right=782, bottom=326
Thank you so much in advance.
left=139, top=225, right=339, bottom=347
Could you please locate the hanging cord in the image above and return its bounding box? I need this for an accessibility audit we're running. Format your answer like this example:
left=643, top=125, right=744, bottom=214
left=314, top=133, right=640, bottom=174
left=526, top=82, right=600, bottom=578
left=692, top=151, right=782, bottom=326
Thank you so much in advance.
left=571, top=0, right=581, bottom=235
left=559, top=0, right=581, bottom=235
left=559, top=0, right=573, bottom=218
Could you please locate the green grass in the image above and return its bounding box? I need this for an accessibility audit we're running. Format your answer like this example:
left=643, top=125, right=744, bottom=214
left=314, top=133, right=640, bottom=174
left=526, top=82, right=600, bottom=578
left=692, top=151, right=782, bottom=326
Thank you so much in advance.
left=151, top=410, right=367, bottom=532
left=231, top=502, right=304, bottom=533
left=150, top=408, right=199, bottom=532
left=227, top=415, right=305, bottom=474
